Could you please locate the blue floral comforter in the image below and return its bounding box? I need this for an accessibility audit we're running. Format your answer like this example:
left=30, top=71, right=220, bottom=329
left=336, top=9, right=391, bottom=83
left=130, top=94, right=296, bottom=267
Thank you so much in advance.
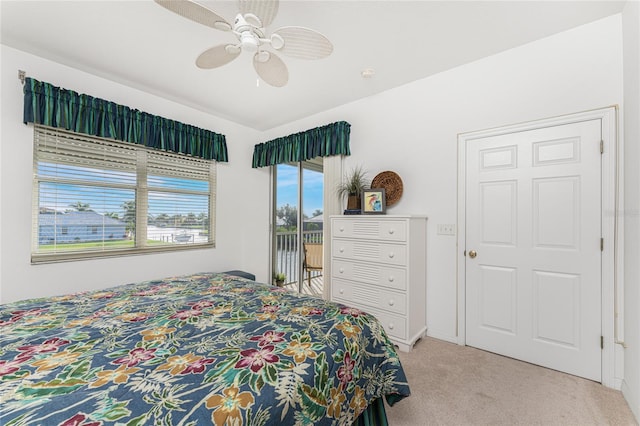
left=0, top=272, right=409, bottom=425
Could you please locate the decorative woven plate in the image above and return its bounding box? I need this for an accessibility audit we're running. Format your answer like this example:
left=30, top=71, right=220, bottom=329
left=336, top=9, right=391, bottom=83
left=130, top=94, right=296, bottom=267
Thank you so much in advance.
left=371, top=171, right=403, bottom=206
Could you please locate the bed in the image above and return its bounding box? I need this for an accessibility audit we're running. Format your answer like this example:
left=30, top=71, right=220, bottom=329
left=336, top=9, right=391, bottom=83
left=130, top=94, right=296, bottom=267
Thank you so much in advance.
left=0, top=272, right=409, bottom=425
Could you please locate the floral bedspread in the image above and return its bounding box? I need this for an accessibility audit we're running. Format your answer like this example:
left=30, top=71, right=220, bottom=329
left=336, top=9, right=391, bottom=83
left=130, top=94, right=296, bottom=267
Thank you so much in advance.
left=0, top=272, right=409, bottom=425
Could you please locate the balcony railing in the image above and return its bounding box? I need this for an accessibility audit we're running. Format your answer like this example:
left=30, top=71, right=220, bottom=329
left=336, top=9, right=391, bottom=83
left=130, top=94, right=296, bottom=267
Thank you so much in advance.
left=275, top=230, right=323, bottom=290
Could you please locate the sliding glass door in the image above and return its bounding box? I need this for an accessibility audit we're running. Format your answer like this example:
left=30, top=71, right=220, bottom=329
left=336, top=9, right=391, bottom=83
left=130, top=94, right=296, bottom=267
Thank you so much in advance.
left=273, top=159, right=323, bottom=294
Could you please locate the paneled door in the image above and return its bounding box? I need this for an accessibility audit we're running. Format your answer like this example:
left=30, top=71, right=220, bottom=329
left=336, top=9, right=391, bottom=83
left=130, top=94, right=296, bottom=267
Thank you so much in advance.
left=465, top=119, right=602, bottom=381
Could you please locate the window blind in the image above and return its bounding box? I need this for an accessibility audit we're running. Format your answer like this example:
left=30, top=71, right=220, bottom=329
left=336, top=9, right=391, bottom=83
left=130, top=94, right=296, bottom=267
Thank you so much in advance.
left=32, top=125, right=216, bottom=262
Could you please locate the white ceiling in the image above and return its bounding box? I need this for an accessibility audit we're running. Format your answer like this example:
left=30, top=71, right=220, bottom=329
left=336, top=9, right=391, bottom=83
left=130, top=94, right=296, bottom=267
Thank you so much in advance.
left=1, top=0, right=626, bottom=131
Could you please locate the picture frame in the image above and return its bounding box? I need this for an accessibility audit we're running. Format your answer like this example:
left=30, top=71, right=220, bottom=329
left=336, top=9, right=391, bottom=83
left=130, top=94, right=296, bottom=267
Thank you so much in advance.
left=362, top=188, right=386, bottom=214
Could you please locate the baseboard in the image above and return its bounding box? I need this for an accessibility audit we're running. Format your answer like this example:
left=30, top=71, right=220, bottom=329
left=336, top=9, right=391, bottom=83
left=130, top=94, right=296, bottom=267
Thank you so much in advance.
left=621, top=380, right=640, bottom=423
left=613, top=376, right=623, bottom=390
left=426, top=329, right=457, bottom=344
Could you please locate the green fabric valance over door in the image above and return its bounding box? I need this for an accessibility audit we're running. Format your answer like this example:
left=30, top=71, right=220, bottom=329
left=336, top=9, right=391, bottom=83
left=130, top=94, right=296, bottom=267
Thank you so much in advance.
left=23, top=77, right=228, bottom=162
left=252, top=121, right=351, bottom=168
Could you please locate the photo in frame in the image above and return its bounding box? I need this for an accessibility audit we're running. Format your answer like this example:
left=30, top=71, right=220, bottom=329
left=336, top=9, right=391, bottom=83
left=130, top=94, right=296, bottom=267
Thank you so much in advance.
left=362, top=188, right=386, bottom=214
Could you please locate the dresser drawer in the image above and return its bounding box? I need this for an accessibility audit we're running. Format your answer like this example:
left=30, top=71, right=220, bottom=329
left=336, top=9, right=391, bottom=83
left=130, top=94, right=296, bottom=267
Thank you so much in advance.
left=332, top=259, right=407, bottom=291
left=331, top=279, right=407, bottom=316
left=332, top=294, right=407, bottom=340
left=332, top=239, right=407, bottom=266
left=368, top=308, right=407, bottom=341
left=332, top=218, right=407, bottom=242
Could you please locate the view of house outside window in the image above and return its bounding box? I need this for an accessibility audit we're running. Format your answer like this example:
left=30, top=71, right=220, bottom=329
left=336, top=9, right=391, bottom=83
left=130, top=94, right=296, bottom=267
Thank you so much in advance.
left=32, top=126, right=215, bottom=262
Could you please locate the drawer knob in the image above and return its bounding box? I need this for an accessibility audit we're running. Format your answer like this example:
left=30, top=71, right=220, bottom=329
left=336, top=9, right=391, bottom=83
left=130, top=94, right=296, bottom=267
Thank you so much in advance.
left=388, top=323, right=395, bottom=330
left=339, top=227, right=344, bottom=232
left=339, top=247, right=345, bottom=253
left=388, top=229, right=395, bottom=234
left=339, top=268, right=344, bottom=273
left=339, top=288, right=344, bottom=294
left=388, top=252, right=395, bottom=258
left=388, top=276, right=395, bottom=282
left=388, top=299, right=395, bottom=306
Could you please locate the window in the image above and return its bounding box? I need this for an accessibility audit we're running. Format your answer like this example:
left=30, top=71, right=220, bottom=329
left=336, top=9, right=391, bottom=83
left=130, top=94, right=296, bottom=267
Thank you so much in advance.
left=32, top=126, right=216, bottom=262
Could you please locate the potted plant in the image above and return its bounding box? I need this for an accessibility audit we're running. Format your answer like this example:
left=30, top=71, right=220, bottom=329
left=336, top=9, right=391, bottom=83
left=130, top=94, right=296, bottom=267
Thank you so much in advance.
left=336, top=165, right=370, bottom=211
left=274, top=272, right=286, bottom=287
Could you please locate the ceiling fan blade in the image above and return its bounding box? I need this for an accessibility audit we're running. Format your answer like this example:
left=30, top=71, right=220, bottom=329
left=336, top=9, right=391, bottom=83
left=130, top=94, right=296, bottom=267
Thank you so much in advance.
left=196, top=45, right=241, bottom=69
left=253, top=51, right=288, bottom=87
left=238, top=0, right=279, bottom=28
left=155, top=0, right=232, bottom=31
left=272, top=26, right=333, bottom=60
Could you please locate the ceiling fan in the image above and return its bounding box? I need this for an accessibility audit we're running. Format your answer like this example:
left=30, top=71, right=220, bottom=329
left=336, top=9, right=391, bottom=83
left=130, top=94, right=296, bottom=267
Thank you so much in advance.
left=155, top=0, right=333, bottom=87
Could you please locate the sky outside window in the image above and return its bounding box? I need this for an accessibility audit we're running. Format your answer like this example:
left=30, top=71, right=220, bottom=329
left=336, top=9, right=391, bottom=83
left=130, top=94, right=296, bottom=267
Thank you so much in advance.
left=277, top=164, right=323, bottom=217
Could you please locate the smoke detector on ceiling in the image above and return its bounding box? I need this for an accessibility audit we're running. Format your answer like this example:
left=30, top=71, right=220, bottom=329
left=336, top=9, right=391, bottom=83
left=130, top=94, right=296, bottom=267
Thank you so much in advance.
left=361, top=68, right=375, bottom=78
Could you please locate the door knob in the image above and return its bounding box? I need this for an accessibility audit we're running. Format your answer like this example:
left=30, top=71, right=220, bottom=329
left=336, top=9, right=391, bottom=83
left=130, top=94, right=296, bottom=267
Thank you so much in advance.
left=469, top=250, right=477, bottom=259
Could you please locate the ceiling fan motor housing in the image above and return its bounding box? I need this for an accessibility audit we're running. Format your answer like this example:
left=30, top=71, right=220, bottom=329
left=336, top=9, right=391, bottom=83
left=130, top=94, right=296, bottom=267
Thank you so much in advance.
left=239, top=31, right=259, bottom=52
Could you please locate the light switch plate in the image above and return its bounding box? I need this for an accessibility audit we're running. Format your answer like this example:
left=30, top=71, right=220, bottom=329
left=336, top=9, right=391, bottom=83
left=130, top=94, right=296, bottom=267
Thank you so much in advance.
left=437, top=224, right=456, bottom=235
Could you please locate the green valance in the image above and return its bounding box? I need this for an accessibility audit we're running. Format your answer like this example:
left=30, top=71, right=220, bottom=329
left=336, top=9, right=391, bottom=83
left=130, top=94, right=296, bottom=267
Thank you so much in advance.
left=252, top=121, right=350, bottom=168
left=23, top=77, right=228, bottom=162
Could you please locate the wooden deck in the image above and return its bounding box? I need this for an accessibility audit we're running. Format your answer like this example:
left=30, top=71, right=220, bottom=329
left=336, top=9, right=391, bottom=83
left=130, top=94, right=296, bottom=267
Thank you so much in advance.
left=281, top=275, right=324, bottom=296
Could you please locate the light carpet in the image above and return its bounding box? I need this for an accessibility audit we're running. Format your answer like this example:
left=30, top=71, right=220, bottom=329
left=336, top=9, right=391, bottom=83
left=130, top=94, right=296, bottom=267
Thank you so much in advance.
left=385, top=337, right=638, bottom=425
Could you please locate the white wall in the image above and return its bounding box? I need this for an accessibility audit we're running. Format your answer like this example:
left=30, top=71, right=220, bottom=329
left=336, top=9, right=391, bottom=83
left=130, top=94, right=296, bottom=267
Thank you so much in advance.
left=622, top=0, right=640, bottom=420
left=263, top=15, right=624, bottom=344
left=0, top=45, right=269, bottom=303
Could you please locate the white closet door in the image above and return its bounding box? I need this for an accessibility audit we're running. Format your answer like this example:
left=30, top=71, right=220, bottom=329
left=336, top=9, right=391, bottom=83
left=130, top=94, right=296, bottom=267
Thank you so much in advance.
left=465, top=119, right=602, bottom=381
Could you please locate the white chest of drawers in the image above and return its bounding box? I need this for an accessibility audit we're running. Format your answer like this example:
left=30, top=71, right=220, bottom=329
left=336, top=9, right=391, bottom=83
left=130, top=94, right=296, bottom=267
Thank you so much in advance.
left=330, top=215, right=427, bottom=352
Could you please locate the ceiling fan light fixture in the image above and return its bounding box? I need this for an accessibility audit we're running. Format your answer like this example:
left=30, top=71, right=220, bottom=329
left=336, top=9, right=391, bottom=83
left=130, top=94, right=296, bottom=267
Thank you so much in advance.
left=270, top=33, right=285, bottom=50
left=213, top=21, right=232, bottom=31
left=255, top=50, right=270, bottom=63
left=243, top=13, right=263, bottom=28
left=240, top=32, right=259, bottom=52
left=225, top=44, right=241, bottom=55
